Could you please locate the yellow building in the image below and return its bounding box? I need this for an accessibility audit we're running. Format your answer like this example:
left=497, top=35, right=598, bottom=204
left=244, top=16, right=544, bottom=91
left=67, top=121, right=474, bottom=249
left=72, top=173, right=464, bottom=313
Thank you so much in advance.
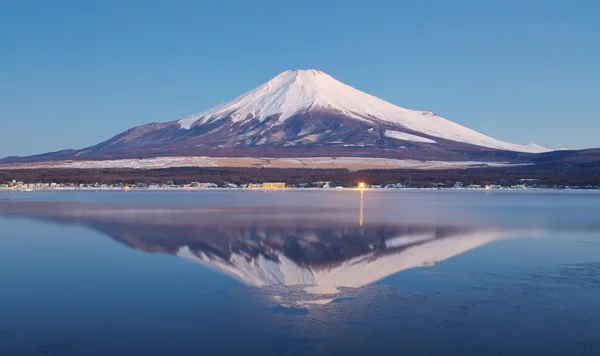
left=262, top=182, right=286, bottom=189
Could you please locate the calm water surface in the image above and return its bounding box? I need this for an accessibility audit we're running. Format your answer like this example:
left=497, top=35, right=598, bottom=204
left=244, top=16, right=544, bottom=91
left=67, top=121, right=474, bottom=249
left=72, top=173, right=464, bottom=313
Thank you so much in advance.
left=1, top=190, right=599, bottom=355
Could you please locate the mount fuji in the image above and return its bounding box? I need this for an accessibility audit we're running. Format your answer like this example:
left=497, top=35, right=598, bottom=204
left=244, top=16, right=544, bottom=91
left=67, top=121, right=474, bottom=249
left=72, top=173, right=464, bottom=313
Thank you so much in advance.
left=177, top=69, right=547, bottom=153
left=2, top=69, right=557, bottom=167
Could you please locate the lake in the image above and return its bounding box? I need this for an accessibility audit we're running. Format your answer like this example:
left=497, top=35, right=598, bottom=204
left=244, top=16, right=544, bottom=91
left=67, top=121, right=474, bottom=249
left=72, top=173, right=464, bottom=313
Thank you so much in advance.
left=1, top=189, right=599, bottom=355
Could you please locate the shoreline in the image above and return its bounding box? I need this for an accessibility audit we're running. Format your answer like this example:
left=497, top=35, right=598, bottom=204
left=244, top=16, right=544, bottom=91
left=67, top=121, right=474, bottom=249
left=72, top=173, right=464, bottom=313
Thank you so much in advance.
left=1, top=187, right=599, bottom=193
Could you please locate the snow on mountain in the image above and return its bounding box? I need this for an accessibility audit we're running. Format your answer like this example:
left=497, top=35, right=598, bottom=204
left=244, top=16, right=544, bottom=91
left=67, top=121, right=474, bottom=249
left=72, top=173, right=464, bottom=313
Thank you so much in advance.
left=524, top=143, right=550, bottom=151
left=178, top=69, right=549, bottom=153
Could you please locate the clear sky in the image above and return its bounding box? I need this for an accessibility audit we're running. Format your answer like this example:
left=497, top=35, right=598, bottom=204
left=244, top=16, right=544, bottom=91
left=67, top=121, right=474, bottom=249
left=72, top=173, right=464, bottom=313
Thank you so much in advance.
left=1, top=0, right=598, bottom=157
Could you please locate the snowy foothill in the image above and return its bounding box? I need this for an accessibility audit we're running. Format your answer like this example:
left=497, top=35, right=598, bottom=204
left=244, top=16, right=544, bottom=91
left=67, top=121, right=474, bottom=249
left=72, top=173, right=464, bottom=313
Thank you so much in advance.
left=0, top=156, right=532, bottom=170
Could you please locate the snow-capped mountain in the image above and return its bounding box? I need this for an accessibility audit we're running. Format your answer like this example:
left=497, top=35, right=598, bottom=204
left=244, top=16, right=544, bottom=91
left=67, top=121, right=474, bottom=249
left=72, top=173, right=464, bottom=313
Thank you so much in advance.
left=2, top=69, right=552, bottom=165
left=177, top=69, right=547, bottom=153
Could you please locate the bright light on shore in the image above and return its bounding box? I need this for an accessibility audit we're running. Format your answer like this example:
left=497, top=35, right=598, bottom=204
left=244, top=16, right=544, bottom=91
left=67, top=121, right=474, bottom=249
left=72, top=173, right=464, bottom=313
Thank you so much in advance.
left=358, top=182, right=366, bottom=189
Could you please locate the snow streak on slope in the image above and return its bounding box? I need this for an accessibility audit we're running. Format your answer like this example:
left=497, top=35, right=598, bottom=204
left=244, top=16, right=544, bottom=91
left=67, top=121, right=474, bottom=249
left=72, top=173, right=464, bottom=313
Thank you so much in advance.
left=178, top=69, right=549, bottom=153
left=385, top=130, right=436, bottom=143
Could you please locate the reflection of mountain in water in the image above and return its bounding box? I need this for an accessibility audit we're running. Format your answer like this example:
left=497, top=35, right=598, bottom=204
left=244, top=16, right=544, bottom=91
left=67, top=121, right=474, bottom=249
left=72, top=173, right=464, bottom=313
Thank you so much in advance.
left=0, top=201, right=505, bottom=301
left=176, top=228, right=501, bottom=294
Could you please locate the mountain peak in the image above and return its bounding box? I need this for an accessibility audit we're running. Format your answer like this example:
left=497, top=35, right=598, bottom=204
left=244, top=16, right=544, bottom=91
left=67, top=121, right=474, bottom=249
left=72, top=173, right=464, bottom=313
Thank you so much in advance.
left=282, top=68, right=326, bottom=75
left=269, top=68, right=333, bottom=89
left=177, top=69, right=340, bottom=130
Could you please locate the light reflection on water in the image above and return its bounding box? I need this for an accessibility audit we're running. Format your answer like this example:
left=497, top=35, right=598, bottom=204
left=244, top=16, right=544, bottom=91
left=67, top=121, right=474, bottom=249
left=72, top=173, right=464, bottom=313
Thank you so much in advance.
left=0, top=190, right=599, bottom=355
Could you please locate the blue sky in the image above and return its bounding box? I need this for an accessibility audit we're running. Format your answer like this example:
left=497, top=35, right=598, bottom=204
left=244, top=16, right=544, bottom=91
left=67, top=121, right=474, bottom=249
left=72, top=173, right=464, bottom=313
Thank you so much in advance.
left=1, top=0, right=598, bottom=157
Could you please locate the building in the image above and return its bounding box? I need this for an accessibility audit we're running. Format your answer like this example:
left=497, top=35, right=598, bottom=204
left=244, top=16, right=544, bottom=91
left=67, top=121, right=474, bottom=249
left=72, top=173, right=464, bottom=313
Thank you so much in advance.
left=191, top=182, right=218, bottom=188
left=385, top=183, right=407, bottom=189
left=313, top=181, right=331, bottom=188
left=262, top=182, right=286, bottom=189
